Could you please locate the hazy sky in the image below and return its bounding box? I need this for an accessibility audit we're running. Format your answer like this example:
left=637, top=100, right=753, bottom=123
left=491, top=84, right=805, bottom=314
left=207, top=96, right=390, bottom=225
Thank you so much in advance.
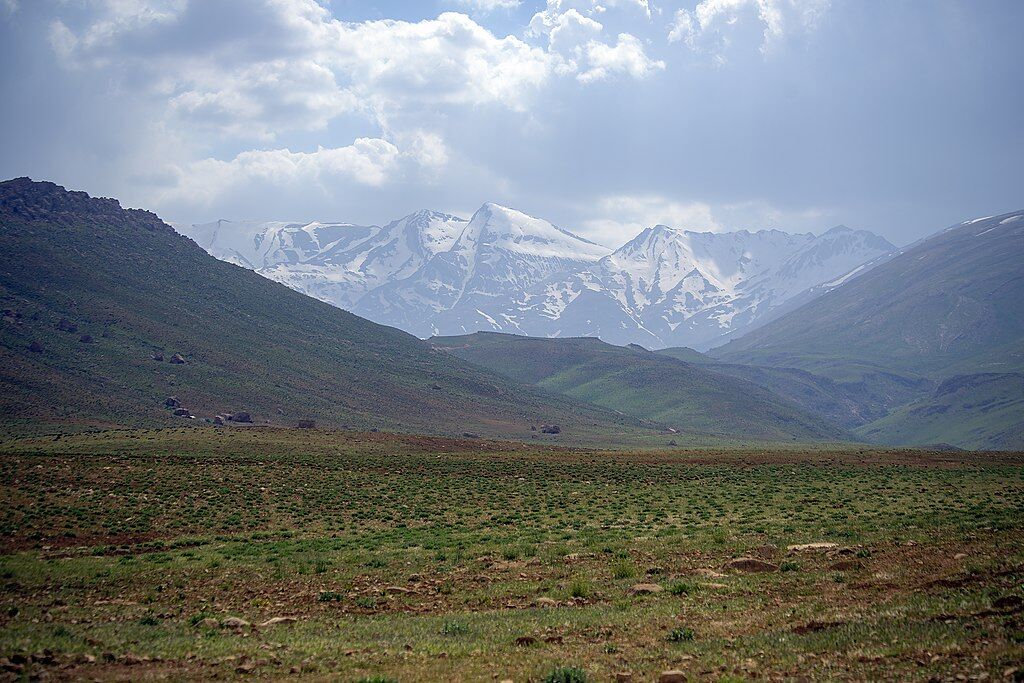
left=1, top=0, right=1021, bottom=247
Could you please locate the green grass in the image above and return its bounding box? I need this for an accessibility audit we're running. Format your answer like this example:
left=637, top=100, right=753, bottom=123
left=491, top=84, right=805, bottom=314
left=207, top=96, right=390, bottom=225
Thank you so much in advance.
left=0, top=428, right=1022, bottom=681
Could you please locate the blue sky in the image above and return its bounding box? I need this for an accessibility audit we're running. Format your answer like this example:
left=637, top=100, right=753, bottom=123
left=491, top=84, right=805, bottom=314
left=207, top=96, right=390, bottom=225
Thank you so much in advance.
left=1, top=0, right=1021, bottom=247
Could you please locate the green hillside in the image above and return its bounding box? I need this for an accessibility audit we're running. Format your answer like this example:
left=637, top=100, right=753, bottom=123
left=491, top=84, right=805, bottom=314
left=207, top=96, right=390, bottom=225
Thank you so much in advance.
left=713, top=211, right=1024, bottom=378
left=710, top=211, right=1024, bottom=449
left=657, top=348, right=934, bottom=429
left=654, top=346, right=709, bottom=364
left=694, top=362, right=934, bottom=430
left=856, top=373, right=1024, bottom=450
left=432, top=332, right=853, bottom=442
left=0, top=178, right=651, bottom=443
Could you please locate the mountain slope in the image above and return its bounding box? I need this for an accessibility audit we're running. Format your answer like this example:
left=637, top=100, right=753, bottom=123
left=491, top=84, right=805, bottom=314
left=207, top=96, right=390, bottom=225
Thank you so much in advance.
left=714, top=211, right=1024, bottom=377
left=712, top=211, right=1024, bottom=450
left=183, top=211, right=468, bottom=309
left=855, top=373, right=1024, bottom=450
left=0, top=178, right=651, bottom=443
left=694, top=362, right=933, bottom=430
left=431, top=332, right=853, bottom=442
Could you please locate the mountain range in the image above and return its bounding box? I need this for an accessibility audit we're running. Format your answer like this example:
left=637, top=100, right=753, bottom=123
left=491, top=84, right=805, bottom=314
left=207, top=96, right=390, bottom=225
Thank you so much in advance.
left=0, top=178, right=654, bottom=444
left=1, top=177, right=857, bottom=447
left=3, top=177, right=1020, bottom=450
left=182, top=204, right=896, bottom=351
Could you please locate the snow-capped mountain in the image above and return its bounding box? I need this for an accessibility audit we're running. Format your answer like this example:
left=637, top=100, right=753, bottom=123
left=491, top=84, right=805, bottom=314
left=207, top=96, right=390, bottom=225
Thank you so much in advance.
left=351, top=203, right=611, bottom=337
left=184, top=211, right=467, bottom=309
left=500, top=224, right=896, bottom=349
left=180, top=205, right=895, bottom=350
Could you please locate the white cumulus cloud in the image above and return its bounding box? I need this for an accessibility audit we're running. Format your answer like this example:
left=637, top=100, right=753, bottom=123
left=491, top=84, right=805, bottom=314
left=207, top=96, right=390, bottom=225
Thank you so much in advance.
left=160, top=138, right=404, bottom=207
left=39, top=0, right=672, bottom=210
left=453, top=0, right=521, bottom=11
left=669, top=0, right=830, bottom=55
left=578, top=33, right=665, bottom=82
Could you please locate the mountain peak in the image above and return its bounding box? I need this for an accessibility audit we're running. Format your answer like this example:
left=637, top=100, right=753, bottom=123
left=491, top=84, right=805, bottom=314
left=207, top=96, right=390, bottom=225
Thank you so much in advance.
left=623, top=224, right=683, bottom=249
left=403, top=208, right=465, bottom=224
left=464, top=203, right=609, bottom=257
left=824, top=224, right=853, bottom=234
left=1, top=176, right=170, bottom=234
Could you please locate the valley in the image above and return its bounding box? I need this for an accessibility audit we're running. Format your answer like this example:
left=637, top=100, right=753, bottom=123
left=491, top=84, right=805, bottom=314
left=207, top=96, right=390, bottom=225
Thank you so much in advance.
left=2, top=3, right=1021, bottom=681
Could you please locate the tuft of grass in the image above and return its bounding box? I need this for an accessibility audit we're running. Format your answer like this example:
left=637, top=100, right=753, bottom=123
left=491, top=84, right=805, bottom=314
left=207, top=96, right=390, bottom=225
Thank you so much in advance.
left=318, top=590, right=344, bottom=602
left=543, top=666, right=588, bottom=683
left=568, top=575, right=592, bottom=599
left=611, top=559, right=636, bottom=580
left=440, top=620, right=469, bottom=636
left=667, top=626, right=695, bottom=643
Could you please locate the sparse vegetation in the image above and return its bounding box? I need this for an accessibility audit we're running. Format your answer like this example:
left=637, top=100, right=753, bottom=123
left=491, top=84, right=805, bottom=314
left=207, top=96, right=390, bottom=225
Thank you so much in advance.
left=0, top=428, right=1021, bottom=681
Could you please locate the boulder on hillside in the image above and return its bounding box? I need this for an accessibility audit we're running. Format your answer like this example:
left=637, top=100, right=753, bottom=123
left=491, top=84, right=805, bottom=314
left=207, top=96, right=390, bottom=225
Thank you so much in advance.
left=28, top=341, right=43, bottom=353
left=220, top=616, right=250, bottom=629
left=213, top=415, right=224, bottom=426
left=78, top=334, right=93, bottom=343
left=57, top=318, right=78, bottom=333
left=151, top=352, right=164, bottom=361
left=296, top=420, right=316, bottom=429
left=232, top=411, right=252, bottom=423
left=539, top=424, right=561, bottom=434
left=722, top=557, right=778, bottom=573
left=172, top=407, right=191, bottom=417
left=169, top=353, right=186, bottom=364
left=164, top=396, right=180, bottom=408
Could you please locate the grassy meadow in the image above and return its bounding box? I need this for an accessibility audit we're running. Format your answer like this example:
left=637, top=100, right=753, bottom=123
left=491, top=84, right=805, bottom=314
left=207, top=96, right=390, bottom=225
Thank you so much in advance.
left=0, top=427, right=1022, bottom=681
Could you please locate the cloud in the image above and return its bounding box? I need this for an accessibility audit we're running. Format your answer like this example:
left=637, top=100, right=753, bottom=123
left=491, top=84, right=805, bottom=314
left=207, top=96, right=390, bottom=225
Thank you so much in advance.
left=528, top=0, right=660, bottom=81
left=532, top=0, right=651, bottom=20
left=49, top=0, right=187, bottom=66
left=581, top=195, right=722, bottom=246
left=158, top=138, right=405, bottom=207
left=168, top=59, right=358, bottom=140
left=40, top=0, right=670, bottom=217
left=52, top=6, right=560, bottom=139
left=453, top=0, right=521, bottom=11
left=329, top=13, right=554, bottom=117
left=578, top=33, right=664, bottom=82
left=668, top=0, right=830, bottom=56
left=49, top=1, right=669, bottom=141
